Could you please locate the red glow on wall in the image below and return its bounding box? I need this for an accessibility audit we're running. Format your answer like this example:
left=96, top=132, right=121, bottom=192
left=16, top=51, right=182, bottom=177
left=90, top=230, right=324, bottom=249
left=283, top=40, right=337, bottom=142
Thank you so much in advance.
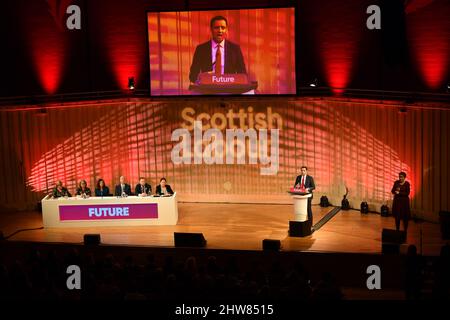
left=406, top=1, right=450, bottom=90
left=32, top=45, right=65, bottom=94
left=323, top=59, right=352, bottom=94
left=312, top=1, right=362, bottom=94
left=99, top=4, right=146, bottom=90
left=23, top=2, right=67, bottom=94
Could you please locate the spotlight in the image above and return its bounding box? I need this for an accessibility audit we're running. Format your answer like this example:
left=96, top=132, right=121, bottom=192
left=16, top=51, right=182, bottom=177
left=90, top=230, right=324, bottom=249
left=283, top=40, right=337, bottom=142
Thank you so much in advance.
left=360, top=201, right=369, bottom=214
left=341, top=187, right=350, bottom=210
left=309, top=78, right=318, bottom=87
left=446, top=82, right=450, bottom=93
left=128, top=77, right=135, bottom=90
left=381, top=204, right=389, bottom=217
left=341, top=195, right=350, bottom=210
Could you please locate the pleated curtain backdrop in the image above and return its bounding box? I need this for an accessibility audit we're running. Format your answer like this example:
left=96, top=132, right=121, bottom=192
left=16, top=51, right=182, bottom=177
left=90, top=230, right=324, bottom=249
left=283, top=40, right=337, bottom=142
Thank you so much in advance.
left=0, top=98, right=449, bottom=222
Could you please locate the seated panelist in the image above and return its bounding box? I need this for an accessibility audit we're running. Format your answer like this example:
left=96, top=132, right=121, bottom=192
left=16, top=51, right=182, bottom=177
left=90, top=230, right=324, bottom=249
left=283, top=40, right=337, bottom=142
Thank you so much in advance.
left=135, top=177, right=152, bottom=196
left=114, top=176, right=132, bottom=196
left=95, top=178, right=110, bottom=197
left=52, top=180, right=71, bottom=198
left=75, top=179, right=92, bottom=197
left=155, top=177, right=174, bottom=196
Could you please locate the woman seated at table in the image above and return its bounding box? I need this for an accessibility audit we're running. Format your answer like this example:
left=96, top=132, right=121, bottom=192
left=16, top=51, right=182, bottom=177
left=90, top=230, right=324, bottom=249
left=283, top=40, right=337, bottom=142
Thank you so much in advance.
left=52, top=180, right=71, bottom=198
left=155, top=177, right=174, bottom=196
left=75, top=179, right=92, bottom=197
left=95, top=178, right=110, bottom=197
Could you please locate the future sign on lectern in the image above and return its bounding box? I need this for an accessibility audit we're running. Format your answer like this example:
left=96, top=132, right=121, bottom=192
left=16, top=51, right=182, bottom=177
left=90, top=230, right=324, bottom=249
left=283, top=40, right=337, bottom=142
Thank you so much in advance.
left=189, top=72, right=258, bottom=94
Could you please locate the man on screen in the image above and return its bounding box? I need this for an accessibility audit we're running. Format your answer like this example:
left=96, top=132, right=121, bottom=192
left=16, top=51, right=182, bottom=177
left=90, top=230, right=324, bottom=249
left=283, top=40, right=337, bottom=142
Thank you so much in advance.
left=189, top=16, right=247, bottom=84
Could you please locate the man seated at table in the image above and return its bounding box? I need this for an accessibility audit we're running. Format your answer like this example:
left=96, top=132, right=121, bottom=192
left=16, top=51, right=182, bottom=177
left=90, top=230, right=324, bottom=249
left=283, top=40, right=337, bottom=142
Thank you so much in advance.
left=114, top=176, right=132, bottom=196
left=52, top=180, right=71, bottom=198
left=135, top=177, right=152, bottom=197
left=155, top=177, right=174, bottom=196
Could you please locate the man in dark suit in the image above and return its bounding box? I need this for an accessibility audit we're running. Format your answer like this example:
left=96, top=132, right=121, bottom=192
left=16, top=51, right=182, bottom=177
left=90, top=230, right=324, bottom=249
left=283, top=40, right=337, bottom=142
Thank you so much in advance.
left=114, top=175, right=132, bottom=196
left=189, top=15, right=247, bottom=84
left=52, top=180, right=71, bottom=198
left=294, top=166, right=316, bottom=226
left=135, top=177, right=152, bottom=196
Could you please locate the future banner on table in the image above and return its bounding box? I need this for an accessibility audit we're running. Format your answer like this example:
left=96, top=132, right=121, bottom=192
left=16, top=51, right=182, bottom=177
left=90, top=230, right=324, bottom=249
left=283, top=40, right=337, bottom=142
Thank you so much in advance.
left=59, top=203, right=158, bottom=221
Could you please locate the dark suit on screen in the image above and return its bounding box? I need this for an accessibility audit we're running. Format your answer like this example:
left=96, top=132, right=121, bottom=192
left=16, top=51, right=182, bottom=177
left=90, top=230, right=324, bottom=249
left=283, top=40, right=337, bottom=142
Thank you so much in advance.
left=294, top=175, right=316, bottom=224
left=189, top=40, right=247, bottom=83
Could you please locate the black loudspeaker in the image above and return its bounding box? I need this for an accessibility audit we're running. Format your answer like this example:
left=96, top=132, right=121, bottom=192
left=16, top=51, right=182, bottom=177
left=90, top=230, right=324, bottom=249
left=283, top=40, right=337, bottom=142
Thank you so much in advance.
left=262, top=239, right=281, bottom=251
left=289, top=221, right=311, bottom=237
left=320, top=196, right=329, bottom=207
left=439, top=211, right=450, bottom=240
left=382, top=243, right=400, bottom=254
left=174, top=232, right=207, bottom=247
left=382, top=229, right=406, bottom=244
left=361, top=202, right=369, bottom=214
left=381, top=229, right=405, bottom=254
left=84, top=234, right=101, bottom=245
left=381, top=205, right=389, bottom=217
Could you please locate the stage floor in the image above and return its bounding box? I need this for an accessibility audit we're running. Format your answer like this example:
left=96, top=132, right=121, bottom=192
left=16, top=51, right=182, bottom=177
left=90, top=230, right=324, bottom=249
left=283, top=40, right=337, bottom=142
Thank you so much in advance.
left=0, top=203, right=445, bottom=255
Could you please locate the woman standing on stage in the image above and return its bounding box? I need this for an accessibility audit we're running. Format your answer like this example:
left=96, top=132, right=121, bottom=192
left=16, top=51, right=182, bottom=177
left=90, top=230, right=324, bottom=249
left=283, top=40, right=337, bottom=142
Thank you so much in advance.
left=391, top=172, right=411, bottom=233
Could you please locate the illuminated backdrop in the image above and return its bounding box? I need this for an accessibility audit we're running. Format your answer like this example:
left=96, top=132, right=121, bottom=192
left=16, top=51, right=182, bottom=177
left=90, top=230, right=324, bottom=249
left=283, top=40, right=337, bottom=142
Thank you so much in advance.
left=1, top=98, right=449, bottom=222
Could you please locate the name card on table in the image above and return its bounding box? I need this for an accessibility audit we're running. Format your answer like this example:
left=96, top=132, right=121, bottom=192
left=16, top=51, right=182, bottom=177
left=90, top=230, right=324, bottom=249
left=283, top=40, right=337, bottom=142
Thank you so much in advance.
left=59, top=203, right=158, bottom=221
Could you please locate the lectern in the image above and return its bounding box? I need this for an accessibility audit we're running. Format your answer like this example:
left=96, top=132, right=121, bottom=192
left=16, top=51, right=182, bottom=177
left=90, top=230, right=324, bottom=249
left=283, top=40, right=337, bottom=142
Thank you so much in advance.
left=189, top=72, right=258, bottom=94
left=288, top=188, right=312, bottom=237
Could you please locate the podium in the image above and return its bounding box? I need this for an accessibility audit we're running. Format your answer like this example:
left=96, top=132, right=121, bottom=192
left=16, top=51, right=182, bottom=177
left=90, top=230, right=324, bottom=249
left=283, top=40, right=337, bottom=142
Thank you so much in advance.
left=288, top=188, right=312, bottom=237
left=189, top=72, right=258, bottom=94
left=288, top=189, right=312, bottom=222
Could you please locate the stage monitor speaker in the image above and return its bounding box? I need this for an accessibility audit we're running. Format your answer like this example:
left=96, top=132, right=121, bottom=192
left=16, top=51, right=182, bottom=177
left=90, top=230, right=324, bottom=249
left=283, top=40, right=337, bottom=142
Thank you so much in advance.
left=382, top=243, right=400, bottom=254
left=439, top=211, right=450, bottom=240
left=262, top=239, right=281, bottom=251
left=174, top=232, right=207, bottom=247
left=382, top=229, right=406, bottom=244
left=84, top=234, right=101, bottom=245
left=320, top=196, right=329, bottom=207
left=289, top=221, right=311, bottom=237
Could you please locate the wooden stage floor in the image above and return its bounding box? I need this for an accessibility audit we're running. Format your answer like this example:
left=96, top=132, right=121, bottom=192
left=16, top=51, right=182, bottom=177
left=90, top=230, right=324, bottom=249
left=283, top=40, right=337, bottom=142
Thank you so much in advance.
left=0, top=203, right=446, bottom=255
